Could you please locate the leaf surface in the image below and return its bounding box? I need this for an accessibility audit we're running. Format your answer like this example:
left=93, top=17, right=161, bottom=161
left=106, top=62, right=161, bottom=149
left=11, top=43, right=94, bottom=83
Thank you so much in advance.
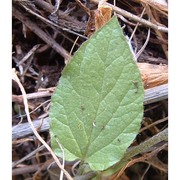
left=50, top=16, right=144, bottom=171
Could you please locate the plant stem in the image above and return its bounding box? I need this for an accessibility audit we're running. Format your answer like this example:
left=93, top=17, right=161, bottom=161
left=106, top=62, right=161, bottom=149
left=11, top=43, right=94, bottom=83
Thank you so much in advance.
left=102, top=128, right=168, bottom=176
left=125, top=128, right=168, bottom=159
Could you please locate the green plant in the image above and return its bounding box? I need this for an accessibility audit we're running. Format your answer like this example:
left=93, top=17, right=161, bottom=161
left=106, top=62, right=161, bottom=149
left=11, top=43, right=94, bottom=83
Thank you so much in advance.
left=49, top=16, right=144, bottom=178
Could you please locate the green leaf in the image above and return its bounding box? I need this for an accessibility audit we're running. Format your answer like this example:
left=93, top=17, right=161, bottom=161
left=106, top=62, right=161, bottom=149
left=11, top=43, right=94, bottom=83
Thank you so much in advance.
left=49, top=16, right=144, bottom=171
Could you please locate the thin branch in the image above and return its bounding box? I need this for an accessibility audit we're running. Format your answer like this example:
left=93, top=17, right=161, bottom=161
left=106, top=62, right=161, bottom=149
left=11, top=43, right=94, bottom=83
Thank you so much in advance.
left=54, top=136, right=65, bottom=180
left=12, top=144, right=46, bottom=168
left=51, top=0, right=62, bottom=15
left=12, top=87, right=55, bottom=103
left=13, top=159, right=76, bottom=176
left=75, top=0, right=90, bottom=15
left=136, top=27, right=151, bottom=59
left=17, top=44, right=40, bottom=65
left=143, top=84, right=168, bottom=105
left=139, top=116, right=168, bottom=133
left=129, top=8, right=146, bottom=42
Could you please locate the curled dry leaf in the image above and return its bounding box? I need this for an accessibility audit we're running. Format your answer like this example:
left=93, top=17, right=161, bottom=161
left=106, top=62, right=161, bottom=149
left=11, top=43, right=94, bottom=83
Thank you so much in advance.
left=85, top=0, right=112, bottom=37
left=95, top=3, right=112, bottom=30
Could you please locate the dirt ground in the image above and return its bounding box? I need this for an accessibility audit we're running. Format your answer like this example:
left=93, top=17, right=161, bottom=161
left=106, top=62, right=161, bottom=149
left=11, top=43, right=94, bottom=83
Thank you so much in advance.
left=12, top=0, right=168, bottom=179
